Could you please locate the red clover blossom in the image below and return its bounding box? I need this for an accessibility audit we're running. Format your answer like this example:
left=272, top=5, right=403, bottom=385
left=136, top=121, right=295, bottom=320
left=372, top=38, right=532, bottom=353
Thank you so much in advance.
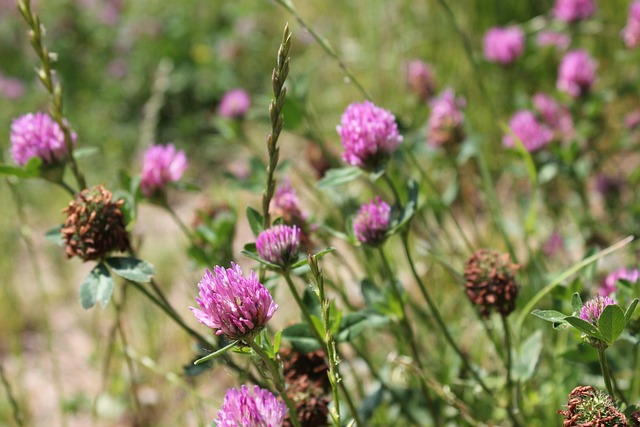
left=217, top=88, right=251, bottom=119
left=579, top=295, right=615, bottom=326
left=552, top=0, right=596, bottom=23
left=427, top=88, right=466, bottom=147
left=10, top=112, right=77, bottom=166
left=190, top=263, right=278, bottom=340
left=405, top=60, right=437, bottom=101
left=353, top=197, right=391, bottom=246
left=256, top=224, right=301, bottom=268
left=337, top=101, right=403, bottom=171
left=140, top=143, right=188, bottom=198
left=557, top=50, right=597, bottom=98
left=483, top=26, right=525, bottom=65
left=600, top=268, right=639, bottom=297
left=215, top=385, right=287, bottom=427
left=623, top=0, right=640, bottom=49
left=503, top=110, right=554, bottom=152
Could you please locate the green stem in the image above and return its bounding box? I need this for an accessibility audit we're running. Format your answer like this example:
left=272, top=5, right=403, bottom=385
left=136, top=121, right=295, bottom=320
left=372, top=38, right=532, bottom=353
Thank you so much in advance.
left=597, top=347, right=616, bottom=399
left=0, top=364, right=25, bottom=427
left=282, top=271, right=362, bottom=426
left=378, top=248, right=440, bottom=421
left=632, top=343, right=640, bottom=402
left=501, top=316, right=523, bottom=427
left=248, top=340, right=302, bottom=427
left=402, top=235, right=493, bottom=396
left=382, top=172, right=402, bottom=209
left=273, top=0, right=373, bottom=101
left=163, top=203, right=193, bottom=241
left=56, top=179, right=77, bottom=196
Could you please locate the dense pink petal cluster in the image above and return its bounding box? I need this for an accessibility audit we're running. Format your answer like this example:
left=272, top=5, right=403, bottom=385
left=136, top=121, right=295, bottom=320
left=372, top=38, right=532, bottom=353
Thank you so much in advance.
left=532, top=93, right=574, bottom=140
left=622, top=1, right=640, bottom=49
left=256, top=225, right=301, bottom=267
left=535, top=31, right=571, bottom=50
left=600, top=268, right=639, bottom=297
left=405, top=60, right=437, bottom=101
left=353, top=197, right=391, bottom=246
left=337, top=101, right=403, bottom=170
left=553, top=0, right=596, bottom=22
left=10, top=112, right=77, bottom=166
left=580, top=295, right=615, bottom=325
left=543, top=231, right=564, bottom=257
left=217, top=88, right=251, bottom=119
left=503, top=110, right=554, bottom=152
left=427, top=88, right=466, bottom=147
left=0, top=73, right=25, bottom=100
left=483, top=26, right=525, bottom=65
left=190, top=263, right=278, bottom=340
left=215, top=385, right=287, bottom=427
left=557, top=50, right=596, bottom=98
left=625, top=109, right=640, bottom=130
left=140, top=143, right=188, bottom=197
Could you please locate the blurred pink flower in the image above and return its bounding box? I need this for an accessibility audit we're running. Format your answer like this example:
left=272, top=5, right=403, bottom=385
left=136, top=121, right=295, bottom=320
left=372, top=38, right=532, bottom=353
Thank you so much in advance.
left=353, top=197, right=391, bottom=246
left=580, top=295, right=614, bottom=325
left=543, top=231, right=564, bottom=257
left=600, top=268, right=639, bottom=296
left=0, top=74, right=25, bottom=99
left=557, top=50, right=596, bottom=98
left=553, top=0, right=596, bottom=22
left=217, top=89, right=251, bottom=119
left=535, top=31, right=571, bottom=50
left=483, top=26, right=525, bottom=65
left=140, top=143, right=188, bottom=197
left=427, top=88, right=466, bottom=147
left=622, top=0, right=640, bottom=49
left=405, top=60, right=437, bottom=101
left=625, top=109, right=640, bottom=130
left=532, top=93, right=574, bottom=141
left=215, top=385, right=287, bottom=427
left=503, top=110, right=554, bottom=152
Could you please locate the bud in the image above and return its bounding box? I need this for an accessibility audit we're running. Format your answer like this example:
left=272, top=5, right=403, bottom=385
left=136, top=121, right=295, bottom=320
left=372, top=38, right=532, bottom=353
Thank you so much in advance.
left=464, top=249, right=520, bottom=318
left=61, top=185, right=130, bottom=261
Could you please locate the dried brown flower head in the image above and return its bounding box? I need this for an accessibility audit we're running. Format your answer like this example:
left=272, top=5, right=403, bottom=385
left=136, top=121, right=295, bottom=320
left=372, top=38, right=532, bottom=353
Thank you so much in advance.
left=558, top=385, right=628, bottom=427
left=464, top=249, right=520, bottom=318
left=62, top=185, right=130, bottom=261
left=281, top=348, right=330, bottom=427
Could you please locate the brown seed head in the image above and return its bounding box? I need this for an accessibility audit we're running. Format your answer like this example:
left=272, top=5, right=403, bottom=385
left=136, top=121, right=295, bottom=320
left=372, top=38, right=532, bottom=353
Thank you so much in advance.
left=558, top=385, right=628, bottom=427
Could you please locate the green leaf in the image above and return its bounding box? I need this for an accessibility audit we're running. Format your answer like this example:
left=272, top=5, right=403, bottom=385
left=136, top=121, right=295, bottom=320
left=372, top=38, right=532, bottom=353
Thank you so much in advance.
left=361, top=279, right=384, bottom=309
left=597, top=304, right=626, bottom=345
left=246, top=207, right=264, bottom=237
left=106, top=257, right=154, bottom=283
left=571, top=292, right=583, bottom=314
left=79, top=263, right=113, bottom=309
left=273, top=330, right=282, bottom=354
left=625, top=299, right=639, bottom=323
left=316, top=167, right=363, bottom=189
left=282, top=323, right=321, bottom=352
left=281, top=96, right=305, bottom=130
left=0, top=163, right=40, bottom=178
left=183, top=355, right=214, bottom=377
left=564, top=316, right=603, bottom=340
left=531, top=309, right=568, bottom=324
left=514, top=331, right=543, bottom=381
left=193, top=340, right=239, bottom=365
left=336, top=311, right=389, bottom=342
left=44, top=224, right=64, bottom=246
left=389, top=180, right=418, bottom=233
left=240, top=249, right=280, bottom=269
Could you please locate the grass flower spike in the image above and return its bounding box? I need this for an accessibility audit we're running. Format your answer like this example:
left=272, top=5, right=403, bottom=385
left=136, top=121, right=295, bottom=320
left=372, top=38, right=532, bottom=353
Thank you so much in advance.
left=337, top=101, right=403, bottom=171
left=215, top=385, right=287, bottom=427
left=353, top=197, right=391, bottom=246
left=190, top=263, right=278, bottom=340
left=10, top=112, right=77, bottom=166
left=140, top=143, right=188, bottom=198
left=256, top=224, right=301, bottom=268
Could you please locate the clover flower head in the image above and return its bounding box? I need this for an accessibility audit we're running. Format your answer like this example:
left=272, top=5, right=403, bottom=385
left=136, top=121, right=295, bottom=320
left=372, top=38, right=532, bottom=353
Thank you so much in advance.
left=215, top=385, right=287, bottom=427
left=337, top=101, right=403, bottom=170
left=10, top=112, right=77, bottom=166
left=503, top=110, right=554, bottom=152
left=622, top=1, right=640, bottom=49
left=256, top=224, right=301, bottom=267
left=483, top=26, right=525, bottom=65
left=190, top=263, right=278, bottom=340
left=532, top=93, right=574, bottom=141
left=600, top=268, right=639, bottom=297
left=557, top=50, right=597, bottom=98
left=535, top=31, right=570, bottom=50
left=405, top=60, right=437, bottom=101
left=553, top=0, right=596, bottom=22
left=427, top=88, right=466, bottom=147
left=140, top=143, right=188, bottom=198
left=353, top=197, right=391, bottom=246
left=580, top=295, right=615, bottom=325
left=217, top=88, right=251, bottom=119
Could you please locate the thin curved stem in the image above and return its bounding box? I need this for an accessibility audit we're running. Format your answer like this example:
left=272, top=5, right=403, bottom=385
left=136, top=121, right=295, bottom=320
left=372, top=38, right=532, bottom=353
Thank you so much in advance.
left=597, top=347, right=615, bottom=399
left=402, top=235, right=493, bottom=396
left=248, top=340, right=302, bottom=427
left=501, top=316, right=523, bottom=427
left=163, top=203, right=193, bottom=241
left=0, top=364, right=25, bottom=427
